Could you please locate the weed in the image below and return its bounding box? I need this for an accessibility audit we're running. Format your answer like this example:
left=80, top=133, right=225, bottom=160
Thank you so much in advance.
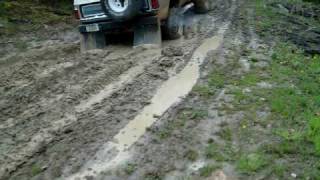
left=199, top=164, right=221, bottom=177
left=208, top=73, right=226, bottom=89
left=272, top=162, right=287, bottom=178
left=155, top=108, right=207, bottom=139
left=205, top=142, right=237, bottom=162
left=237, top=153, right=268, bottom=174
left=145, top=171, right=163, bottom=180
left=238, top=73, right=259, bottom=86
left=31, top=164, right=42, bottom=176
left=275, top=129, right=304, bottom=141
left=156, top=128, right=172, bottom=140
left=184, top=149, right=199, bottom=161
left=216, top=127, right=232, bottom=141
left=123, top=163, right=136, bottom=175
left=308, top=117, right=320, bottom=155
left=232, top=89, right=247, bottom=104
left=192, top=85, right=214, bottom=98
left=179, top=109, right=208, bottom=121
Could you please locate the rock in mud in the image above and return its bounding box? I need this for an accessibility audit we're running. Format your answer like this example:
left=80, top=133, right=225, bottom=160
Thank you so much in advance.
left=159, top=57, right=174, bottom=67
left=162, top=46, right=184, bottom=57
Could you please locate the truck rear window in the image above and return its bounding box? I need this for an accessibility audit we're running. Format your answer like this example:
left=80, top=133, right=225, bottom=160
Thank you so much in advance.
left=81, top=3, right=105, bottom=18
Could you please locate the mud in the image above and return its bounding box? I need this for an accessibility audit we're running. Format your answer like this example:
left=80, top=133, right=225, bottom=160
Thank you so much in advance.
left=0, top=0, right=235, bottom=179
left=264, top=1, right=320, bottom=55
left=0, top=0, right=243, bottom=179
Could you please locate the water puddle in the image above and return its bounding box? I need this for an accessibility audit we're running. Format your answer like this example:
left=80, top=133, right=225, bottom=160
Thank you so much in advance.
left=66, top=25, right=227, bottom=180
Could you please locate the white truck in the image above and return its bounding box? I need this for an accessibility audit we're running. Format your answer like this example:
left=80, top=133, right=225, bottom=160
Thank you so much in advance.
left=74, top=0, right=209, bottom=50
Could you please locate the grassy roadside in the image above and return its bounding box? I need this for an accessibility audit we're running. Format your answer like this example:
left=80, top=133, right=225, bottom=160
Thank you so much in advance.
left=249, top=0, right=320, bottom=178
left=0, top=0, right=73, bottom=36
left=190, top=0, right=320, bottom=179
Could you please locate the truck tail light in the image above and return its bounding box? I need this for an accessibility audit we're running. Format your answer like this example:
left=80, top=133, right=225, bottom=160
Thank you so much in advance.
left=151, top=0, right=159, bottom=9
left=74, top=9, right=80, bottom=19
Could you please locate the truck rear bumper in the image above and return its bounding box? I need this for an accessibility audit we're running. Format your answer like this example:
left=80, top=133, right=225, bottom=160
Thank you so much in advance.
left=79, top=16, right=159, bottom=33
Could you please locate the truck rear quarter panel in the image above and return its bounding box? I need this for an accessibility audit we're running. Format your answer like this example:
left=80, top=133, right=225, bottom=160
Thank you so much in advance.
left=158, top=0, right=191, bottom=20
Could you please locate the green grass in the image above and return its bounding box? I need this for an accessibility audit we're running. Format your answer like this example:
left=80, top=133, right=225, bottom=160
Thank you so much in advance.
left=205, top=142, right=237, bottom=162
left=184, top=149, right=199, bottom=161
left=123, top=163, right=136, bottom=175
left=155, top=108, right=208, bottom=139
left=192, top=85, right=214, bottom=98
left=208, top=73, right=226, bottom=88
left=0, top=0, right=72, bottom=36
left=270, top=45, right=320, bottom=154
left=216, top=127, right=232, bottom=141
left=236, top=153, right=268, bottom=173
left=199, top=164, right=221, bottom=177
left=308, top=117, right=320, bottom=155
left=188, top=0, right=320, bottom=179
left=31, top=164, right=42, bottom=176
left=272, top=162, right=287, bottom=178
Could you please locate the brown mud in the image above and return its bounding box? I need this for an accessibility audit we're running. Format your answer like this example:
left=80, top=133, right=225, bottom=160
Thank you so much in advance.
left=0, top=0, right=234, bottom=179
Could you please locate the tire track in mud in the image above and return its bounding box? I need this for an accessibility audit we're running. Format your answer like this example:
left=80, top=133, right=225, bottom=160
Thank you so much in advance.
left=0, top=46, right=163, bottom=179
left=114, top=1, right=252, bottom=179
left=2, top=1, right=236, bottom=179
left=66, top=24, right=229, bottom=180
left=64, top=1, right=236, bottom=178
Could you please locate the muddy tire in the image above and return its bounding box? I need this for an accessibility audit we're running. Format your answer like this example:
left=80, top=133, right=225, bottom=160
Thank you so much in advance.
left=101, top=0, right=142, bottom=21
left=193, top=0, right=210, bottom=14
left=80, top=32, right=106, bottom=52
left=162, top=8, right=184, bottom=40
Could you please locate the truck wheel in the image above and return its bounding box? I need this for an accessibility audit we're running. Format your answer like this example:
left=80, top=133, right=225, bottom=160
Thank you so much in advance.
left=193, top=0, right=209, bottom=14
left=80, top=32, right=106, bottom=52
left=101, top=0, right=142, bottom=21
left=162, top=8, right=183, bottom=40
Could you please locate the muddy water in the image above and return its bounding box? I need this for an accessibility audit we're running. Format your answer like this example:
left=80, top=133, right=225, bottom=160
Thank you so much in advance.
left=66, top=26, right=227, bottom=179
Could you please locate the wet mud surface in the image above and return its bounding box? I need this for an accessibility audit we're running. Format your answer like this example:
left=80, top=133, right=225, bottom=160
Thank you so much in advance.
left=0, top=0, right=236, bottom=179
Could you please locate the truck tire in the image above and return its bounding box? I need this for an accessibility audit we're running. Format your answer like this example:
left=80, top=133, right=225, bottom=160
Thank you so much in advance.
left=193, top=0, right=209, bottom=14
left=101, top=0, right=142, bottom=21
left=162, top=8, right=183, bottom=40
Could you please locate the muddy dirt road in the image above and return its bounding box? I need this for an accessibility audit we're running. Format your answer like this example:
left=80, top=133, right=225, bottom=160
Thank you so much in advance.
left=0, top=0, right=241, bottom=179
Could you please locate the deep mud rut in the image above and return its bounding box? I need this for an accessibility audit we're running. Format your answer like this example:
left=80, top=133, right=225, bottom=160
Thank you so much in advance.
left=1, top=0, right=240, bottom=179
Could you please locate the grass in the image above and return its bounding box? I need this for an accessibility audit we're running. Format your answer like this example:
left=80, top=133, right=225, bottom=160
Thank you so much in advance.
left=308, top=117, right=320, bottom=155
left=270, top=44, right=320, bottom=155
left=0, top=0, right=72, bottom=36
left=123, top=163, right=136, bottom=175
left=155, top=108, right=208, bottom=139
left=184, top=149, right=199, bottom=161
left=236, top=153, right=268, bottom=174
left=31, top=164, right=42, bottom=176
left=199, top=164, right=221, bottom=177
left=144, top=172, right=163, bottom=180
left=195, top=0, right=320, bottom=178
left=208, top=73, right=226, bottom=88
left=216, top=127, right=232, bottom=141
left=272, top=162, right=287, bottom=178
left=205, top=142, right=237, bottom=162
left=192, top=85, right=214, bottom=98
